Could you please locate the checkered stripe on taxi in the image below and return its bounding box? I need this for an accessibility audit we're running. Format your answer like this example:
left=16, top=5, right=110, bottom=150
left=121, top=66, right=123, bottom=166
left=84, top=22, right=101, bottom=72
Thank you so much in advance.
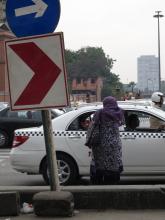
left=15, top=131, right=86, bottom=137
left=121, top=132, right=165, bottom=138
left=15, top=130, right=165, bottom=138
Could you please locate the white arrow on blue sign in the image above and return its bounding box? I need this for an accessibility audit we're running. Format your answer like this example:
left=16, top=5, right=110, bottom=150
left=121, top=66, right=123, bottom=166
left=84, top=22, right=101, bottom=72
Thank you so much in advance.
left=6, top=0, right=61, bottom=37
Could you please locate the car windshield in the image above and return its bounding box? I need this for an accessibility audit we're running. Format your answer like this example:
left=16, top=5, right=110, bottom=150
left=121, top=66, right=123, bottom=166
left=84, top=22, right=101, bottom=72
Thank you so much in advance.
left=152, top=106, right=165, bottom=116
left=52, top=109, right=65, bottom=116
left=0, top=102, right=8, bottom=109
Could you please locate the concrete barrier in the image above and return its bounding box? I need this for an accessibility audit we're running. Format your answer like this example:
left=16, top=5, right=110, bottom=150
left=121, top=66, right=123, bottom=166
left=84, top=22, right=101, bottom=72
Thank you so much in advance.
left=1, top=185, right=165, bottom=210
left=33, top=191, right=74, bottom=216
left=0, top=191, right=20, bottom=216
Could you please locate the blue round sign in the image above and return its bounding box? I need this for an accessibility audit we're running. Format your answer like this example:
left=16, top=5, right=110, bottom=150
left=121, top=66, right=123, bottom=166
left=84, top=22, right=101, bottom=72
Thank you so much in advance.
left=6, top=0, right=61, bottom=37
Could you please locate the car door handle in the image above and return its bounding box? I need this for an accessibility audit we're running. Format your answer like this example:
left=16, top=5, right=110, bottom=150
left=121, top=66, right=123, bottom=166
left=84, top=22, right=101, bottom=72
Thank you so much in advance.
left=68, top=136, right=81, bottom=139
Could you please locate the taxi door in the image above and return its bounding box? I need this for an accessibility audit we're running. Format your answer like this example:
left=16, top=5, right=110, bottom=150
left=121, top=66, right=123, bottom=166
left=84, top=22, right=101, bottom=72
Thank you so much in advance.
left=122, top=111, right=165, bottom=173
left=65, top=112, right=94, bottom=172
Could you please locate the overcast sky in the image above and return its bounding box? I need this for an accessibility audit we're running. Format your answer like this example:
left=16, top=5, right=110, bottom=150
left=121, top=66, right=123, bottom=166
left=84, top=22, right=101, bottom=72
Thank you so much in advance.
left=56, top=0, right=165, bottom=84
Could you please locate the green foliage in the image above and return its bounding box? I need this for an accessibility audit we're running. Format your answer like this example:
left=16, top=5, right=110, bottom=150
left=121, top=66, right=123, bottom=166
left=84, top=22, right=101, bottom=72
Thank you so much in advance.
left=65, top=47, right=110, bottom=79
left=128, top=81, right=136, bottom=93
left=101, top=74, right=124, bottom=99
left=65, top=46, right=123, bottom=99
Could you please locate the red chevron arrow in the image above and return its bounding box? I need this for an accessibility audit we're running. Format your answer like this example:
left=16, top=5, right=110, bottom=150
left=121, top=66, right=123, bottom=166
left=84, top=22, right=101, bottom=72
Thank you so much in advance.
left=9, top=42, right=61, bottom=106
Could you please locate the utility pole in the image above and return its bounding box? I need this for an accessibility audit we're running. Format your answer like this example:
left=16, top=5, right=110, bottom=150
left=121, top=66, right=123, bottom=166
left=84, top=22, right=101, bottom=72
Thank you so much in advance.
left=153, top=11, right=164, bottom=91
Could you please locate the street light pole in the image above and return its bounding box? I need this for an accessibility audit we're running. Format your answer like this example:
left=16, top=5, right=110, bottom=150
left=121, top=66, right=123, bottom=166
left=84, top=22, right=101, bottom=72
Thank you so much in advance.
left=153, top=11, right=164, bottom=91
left=147, top=78, right=154, bottom=95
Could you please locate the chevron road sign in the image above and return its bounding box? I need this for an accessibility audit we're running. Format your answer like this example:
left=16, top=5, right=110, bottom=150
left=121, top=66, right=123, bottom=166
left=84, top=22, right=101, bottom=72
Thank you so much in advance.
left=5, top=32, right=69, bottom=110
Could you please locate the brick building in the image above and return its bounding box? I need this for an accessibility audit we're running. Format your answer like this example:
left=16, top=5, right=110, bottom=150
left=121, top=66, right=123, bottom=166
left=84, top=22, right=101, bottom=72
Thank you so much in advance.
left=71, top=77, right=103, bottom=103
left=0, top=0, right=15, bottom=102
left=0, top=24, right=14, bottom=102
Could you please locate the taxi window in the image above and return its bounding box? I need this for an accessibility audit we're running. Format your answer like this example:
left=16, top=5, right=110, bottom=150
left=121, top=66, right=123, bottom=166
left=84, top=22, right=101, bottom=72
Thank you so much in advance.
left=67, top=111, right=94, bottom=131
left=124, top=110, right=165, bottom=131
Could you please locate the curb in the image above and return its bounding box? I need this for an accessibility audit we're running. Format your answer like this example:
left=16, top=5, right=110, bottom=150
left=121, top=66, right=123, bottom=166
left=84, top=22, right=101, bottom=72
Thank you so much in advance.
left=0, top=185, right=165, bottom=210
left=0, top=191, right=20, bottom=216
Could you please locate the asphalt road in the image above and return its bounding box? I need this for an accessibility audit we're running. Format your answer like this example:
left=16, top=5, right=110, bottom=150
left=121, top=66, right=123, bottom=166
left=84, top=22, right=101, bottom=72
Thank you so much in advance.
left=1, top=149, right=165, bottom=186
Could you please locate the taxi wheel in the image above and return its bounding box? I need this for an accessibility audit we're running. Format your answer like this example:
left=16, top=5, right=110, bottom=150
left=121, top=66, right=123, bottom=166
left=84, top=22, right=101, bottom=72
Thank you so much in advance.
left=0, top=130, right=9, bottom=148
left=42, top=153, right=79, bottom=186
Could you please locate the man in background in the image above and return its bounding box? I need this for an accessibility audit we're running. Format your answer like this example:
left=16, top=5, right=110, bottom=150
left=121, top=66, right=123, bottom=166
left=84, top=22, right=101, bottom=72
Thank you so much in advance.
left=150, top=92, right=165, bottom=129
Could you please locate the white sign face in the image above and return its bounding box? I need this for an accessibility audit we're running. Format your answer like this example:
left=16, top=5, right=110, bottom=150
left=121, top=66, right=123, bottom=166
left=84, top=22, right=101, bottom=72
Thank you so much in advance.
left=5, top=32, right=69, bottom=110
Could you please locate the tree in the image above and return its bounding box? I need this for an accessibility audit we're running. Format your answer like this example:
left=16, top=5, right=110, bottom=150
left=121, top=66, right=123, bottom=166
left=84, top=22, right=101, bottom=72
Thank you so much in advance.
left=65, top=46, right=123, bottom=99
left=128, top=81, right=136, bottom=93
left=65, top=47, right=112, bottom=79
left=101, top=73, right=124, bottom=99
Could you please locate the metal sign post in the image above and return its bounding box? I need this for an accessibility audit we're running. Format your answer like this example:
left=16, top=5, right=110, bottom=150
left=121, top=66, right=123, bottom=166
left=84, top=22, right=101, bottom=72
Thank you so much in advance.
left=5, top=0, right=70, bottom=194
left=41, top=109, right=60, bottom=191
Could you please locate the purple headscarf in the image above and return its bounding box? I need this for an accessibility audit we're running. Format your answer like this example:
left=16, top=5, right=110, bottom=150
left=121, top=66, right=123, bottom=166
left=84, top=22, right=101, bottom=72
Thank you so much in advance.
left=94, top=96, right=124, bottom=126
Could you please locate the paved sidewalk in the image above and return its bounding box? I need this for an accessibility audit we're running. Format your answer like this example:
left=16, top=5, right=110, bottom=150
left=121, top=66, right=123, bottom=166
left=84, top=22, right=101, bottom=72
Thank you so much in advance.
left=2, top=209, right=165, bottom=220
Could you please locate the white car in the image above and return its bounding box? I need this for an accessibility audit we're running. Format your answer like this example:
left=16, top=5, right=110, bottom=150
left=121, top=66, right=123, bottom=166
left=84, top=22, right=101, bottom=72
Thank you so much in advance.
left=0, top=102, right=9, bottom=109
left=10, top=104, right=165, bottom=185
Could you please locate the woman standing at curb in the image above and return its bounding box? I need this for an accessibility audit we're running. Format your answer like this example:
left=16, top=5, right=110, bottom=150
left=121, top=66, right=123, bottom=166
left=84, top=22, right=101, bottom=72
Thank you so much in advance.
left=91, top=96, right=124, bottom=185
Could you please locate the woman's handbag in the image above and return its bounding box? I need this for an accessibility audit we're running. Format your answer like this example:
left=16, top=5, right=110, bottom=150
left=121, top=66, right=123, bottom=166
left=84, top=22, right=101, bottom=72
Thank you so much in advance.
left=85, top=121, right=101, bottom=147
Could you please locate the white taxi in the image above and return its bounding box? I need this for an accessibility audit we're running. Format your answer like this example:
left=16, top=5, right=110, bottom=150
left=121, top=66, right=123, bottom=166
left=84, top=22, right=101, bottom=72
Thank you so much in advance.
left=10, top=104, right=165, bottom=185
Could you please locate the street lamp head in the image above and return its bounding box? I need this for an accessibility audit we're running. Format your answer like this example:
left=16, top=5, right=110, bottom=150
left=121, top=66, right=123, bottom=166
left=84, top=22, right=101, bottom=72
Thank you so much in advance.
left=155, top=10, right=162, bottom=14
left=153, top=11, right=164, bottom=18
left=154, top=14, right=164, bottom=18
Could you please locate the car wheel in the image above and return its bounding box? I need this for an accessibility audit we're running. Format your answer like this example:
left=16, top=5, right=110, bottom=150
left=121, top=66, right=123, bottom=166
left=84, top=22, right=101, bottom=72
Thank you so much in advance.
left=0, top=130, right=9, bottom=148
left=42, top=153, right=79, bottom=186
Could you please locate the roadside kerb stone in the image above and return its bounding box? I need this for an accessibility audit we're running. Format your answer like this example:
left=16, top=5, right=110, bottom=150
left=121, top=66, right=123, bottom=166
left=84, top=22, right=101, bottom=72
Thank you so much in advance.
left=33, top=191, right=74, bottom=217
left=0, top=191, right=20, bottom=216
left=1, top=185, right=165, bottom=210
left=63, top=185, right=165, bottom=209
